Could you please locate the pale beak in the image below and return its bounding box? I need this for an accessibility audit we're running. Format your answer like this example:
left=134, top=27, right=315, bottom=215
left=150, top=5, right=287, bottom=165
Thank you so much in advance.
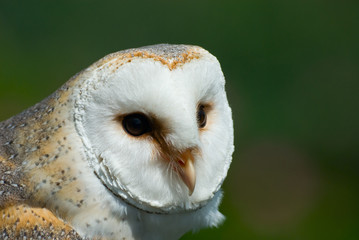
left=177, top=149, right=196, bottom=196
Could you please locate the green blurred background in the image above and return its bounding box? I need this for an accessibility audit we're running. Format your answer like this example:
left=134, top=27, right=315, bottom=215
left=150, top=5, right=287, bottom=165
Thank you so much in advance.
left=1, top=1, right=358, bottom=239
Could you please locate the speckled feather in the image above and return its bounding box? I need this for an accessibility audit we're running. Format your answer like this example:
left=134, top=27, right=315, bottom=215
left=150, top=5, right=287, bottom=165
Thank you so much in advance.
left=0, top=76, right=87, bottom=238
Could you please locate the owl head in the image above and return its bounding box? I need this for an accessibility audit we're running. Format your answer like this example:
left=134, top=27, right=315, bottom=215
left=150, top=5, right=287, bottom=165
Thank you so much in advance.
left=73, top=44, right=233, bottom=214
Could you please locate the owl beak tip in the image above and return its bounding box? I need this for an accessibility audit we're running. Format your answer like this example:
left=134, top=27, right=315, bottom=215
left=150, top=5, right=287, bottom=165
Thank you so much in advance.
left=178, top=156, right=196, bottom=196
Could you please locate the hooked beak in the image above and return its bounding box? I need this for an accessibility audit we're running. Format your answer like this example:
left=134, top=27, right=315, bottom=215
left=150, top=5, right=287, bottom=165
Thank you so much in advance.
left=176, top=149, right=196, bottom=196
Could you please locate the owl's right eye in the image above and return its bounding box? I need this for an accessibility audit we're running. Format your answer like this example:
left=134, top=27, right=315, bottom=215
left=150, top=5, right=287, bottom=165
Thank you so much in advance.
left=122, top=113, right=151, bottom=137
left=197, top=105, right=207, bottom=128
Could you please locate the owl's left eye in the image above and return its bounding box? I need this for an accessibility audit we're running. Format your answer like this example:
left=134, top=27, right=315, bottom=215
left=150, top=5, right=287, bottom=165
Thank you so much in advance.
left=122, top=113, right=151, bottom=137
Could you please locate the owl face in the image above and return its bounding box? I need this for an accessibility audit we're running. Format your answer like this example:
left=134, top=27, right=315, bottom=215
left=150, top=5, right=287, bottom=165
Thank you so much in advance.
left=74, top=45, right=233, bottom=213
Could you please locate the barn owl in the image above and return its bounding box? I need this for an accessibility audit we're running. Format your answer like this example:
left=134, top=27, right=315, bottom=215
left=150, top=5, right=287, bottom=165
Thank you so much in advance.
left=0, top=44, right=234, bottom=240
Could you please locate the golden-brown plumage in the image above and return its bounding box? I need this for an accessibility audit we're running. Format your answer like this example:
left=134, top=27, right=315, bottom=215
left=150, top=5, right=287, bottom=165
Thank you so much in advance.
left=0, top=80, right=86, bottom=238
left=1, top=205, right=82, bottom=239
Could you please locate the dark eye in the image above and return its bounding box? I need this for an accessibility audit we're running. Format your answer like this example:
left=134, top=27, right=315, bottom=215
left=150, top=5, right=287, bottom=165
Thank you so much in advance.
left=122, top=113, right=151, bottom=136
left=197, top=105, right=207, bottom=128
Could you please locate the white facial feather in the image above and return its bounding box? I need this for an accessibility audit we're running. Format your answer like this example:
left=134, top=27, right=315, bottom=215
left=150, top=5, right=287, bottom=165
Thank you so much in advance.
left=74, top=53, right=233, bottom=212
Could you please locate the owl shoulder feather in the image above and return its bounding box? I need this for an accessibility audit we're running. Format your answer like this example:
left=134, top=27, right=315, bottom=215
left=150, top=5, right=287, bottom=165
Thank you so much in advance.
left=0, top=204, right=82, bottom=239
left=0, top=97, right=84, bottom=239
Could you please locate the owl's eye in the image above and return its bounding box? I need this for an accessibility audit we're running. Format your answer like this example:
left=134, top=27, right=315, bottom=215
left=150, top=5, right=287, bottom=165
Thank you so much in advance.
left=122, top=113, right=151, bottom=136
left=197, top=105, right=207, bottom=128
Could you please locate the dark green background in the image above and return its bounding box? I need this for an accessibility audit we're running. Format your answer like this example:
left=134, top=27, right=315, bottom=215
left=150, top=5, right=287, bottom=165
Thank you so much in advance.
left=1, top=1, right=358, bottom=239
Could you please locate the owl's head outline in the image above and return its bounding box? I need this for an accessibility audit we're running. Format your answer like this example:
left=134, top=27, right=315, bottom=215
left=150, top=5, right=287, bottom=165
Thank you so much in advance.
left=72, top=44, right=234, bottom=214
